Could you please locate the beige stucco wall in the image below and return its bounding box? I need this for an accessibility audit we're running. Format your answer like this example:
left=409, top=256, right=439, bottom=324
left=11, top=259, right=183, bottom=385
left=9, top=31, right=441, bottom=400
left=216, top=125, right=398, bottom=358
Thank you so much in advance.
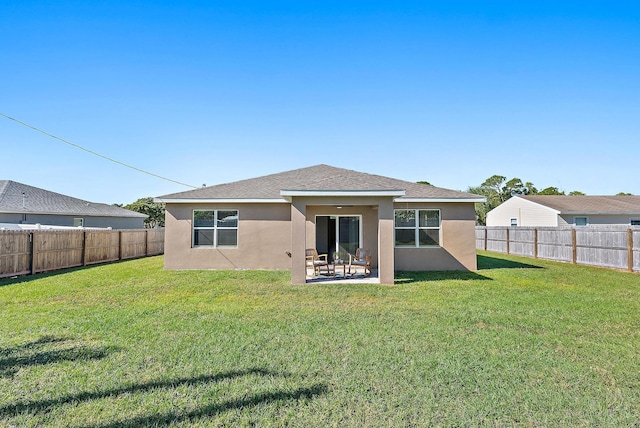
left=164, top=199, right=477, bottom=277
left=164, top=203, right=292, bottom=270
left=393, top=202, right=478, bottom=271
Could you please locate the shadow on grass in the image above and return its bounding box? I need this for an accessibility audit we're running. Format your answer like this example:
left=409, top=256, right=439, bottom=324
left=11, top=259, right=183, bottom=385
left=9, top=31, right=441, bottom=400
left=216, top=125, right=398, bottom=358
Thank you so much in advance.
left=83, top=383, right=328, bottom=428
left=394, top=254, right=545, bottom=283
left=477, top=254, right=544, bottom=270
left=0, top=257, right=155, bottom=287
left=0, top=367, right=290, bottom=418
left=0, top=336, right=118, bottom=378
left=395, top=270, right=491, bottom=283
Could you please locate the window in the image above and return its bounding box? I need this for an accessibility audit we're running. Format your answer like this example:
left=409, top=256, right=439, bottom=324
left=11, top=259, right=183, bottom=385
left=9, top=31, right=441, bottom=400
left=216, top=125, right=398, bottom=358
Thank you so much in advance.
left=193, top=210, right=238, bottom=247
left=395, top=209, right=440, bottom=247
left=631, top=219, right=640, bottom=226
left=574, top=216, right=588, bottom=226
left=74, top=218, right=84, bottom=227
left=510, top=218, right=518, bottom=227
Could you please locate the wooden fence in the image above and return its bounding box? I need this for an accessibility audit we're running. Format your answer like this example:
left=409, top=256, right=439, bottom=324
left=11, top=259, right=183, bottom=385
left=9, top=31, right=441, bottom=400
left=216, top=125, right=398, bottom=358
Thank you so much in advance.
left=0, top=228, right=164, bottom=279
left=476, top=226, right=640, bottom=272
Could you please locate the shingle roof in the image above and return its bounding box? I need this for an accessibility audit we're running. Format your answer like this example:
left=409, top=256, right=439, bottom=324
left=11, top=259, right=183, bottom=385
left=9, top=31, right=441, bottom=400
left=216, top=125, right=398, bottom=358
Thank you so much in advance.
left=0, top=180, right=147, bottom=218
left=157, top=165, right=483, bottom=201
left=521, top=195, right=640, bottom=214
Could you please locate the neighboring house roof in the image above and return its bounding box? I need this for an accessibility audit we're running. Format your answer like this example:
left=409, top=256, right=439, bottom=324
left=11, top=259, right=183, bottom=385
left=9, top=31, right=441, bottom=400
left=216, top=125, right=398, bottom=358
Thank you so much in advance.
left=0, top=180, right=147, bottom=218
left=520, top=195, right=640, bottom=215
left=157, top=164, right=484, bottom=202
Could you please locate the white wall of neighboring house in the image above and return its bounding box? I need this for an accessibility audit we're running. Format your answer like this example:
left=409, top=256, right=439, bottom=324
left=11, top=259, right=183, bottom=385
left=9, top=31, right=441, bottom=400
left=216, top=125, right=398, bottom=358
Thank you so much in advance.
left=558, top=214, right=640, bottom=226
left=486, top=197, right=559, bottom=227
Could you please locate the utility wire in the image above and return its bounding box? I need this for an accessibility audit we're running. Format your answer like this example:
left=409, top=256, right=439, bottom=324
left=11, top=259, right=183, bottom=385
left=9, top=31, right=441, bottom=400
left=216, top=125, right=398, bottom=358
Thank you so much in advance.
left=1, top=112, right=198, bottom=189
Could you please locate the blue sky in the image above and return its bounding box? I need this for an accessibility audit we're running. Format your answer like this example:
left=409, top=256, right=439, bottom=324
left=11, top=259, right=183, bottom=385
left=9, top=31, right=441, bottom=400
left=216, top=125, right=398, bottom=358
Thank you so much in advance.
left=2, top=1, right=639, bottom=203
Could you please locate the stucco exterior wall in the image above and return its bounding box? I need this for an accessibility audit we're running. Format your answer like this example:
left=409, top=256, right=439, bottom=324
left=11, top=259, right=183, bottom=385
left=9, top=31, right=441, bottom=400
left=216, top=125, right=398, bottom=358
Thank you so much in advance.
left=393, top=202, right=478, bottom=271
left=163, top=199, right=477, bottom=276
left=0, top=213, right=145, bottom=229
left=486, top=198, right=558, bottom=227
left=163, top=203, right=292, bottom=270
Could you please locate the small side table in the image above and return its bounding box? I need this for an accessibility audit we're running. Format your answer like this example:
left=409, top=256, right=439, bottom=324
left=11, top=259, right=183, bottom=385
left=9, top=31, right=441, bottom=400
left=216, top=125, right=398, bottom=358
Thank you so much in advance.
left=331, top=260, right=351, bottom=278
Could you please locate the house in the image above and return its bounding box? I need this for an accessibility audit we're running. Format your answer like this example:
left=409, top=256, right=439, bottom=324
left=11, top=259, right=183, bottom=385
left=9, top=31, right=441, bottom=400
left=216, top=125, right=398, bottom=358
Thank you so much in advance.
left=0, top=180, right=147, bottom=229
left=486, top=195, right=640, bottom=227
left=156, top=165, right=484, bottom=284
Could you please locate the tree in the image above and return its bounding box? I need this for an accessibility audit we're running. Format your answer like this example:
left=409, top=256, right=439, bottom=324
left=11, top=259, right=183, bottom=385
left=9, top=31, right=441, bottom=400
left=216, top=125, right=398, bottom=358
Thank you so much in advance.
left=467, top=175, right=536, bottom=225
left=123, top=197, right=165, bottom=228
left=503, top=178, right=529, bottom=198
left=538, top=187, right=565, bottom=195
left=416, top=181, right=432, bottom=186
left=568, top=191, right=586, bottom=196
left=616, top=192, right=633, bottom=196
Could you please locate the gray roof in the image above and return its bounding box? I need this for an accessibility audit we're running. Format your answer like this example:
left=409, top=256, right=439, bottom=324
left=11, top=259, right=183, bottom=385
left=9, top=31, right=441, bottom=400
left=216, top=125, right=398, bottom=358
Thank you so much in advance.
left=521, top=195, right=640, bottom=214
left=0, top=180, right=147, bottom=218
left=158, top=164, right=483, bottom=201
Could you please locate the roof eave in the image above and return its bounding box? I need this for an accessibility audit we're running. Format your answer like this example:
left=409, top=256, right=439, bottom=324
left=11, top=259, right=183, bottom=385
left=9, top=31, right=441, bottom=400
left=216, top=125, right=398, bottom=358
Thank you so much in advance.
left=280, top=190, right=406, bottom=197
left=395, top=197, right=486, bottom=203
left=155, top=198, right=290, bottom=204
left=0, top=209, right=146, bottom=218
left=561, top=211, right=640, bottom=215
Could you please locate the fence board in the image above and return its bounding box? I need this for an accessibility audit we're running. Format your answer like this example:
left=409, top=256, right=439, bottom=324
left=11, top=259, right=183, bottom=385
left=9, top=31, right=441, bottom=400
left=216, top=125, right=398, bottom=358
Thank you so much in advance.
left=486, top=228, right=508, bottom=253
left=509, top=228, right=535, bottom=257
left=475, top=227, right=486, bottom=251
left=477, top=226, right=639, bottom=273
left=0, top=228, right=164, bottom=278
left=634, top=228, right=640, bottom=272
left=120, top=230, right=148, bottom=260
left=0, top=230, right=31, bottom=278
left=146, top=229, right=165, bottom=256
left=537, top=228, right=573, bottom=262
left=85, top=230, right=120, bottom=265
left=33, top=231, right=84, bottom=273
left=576, top=228, right=628, bottom=269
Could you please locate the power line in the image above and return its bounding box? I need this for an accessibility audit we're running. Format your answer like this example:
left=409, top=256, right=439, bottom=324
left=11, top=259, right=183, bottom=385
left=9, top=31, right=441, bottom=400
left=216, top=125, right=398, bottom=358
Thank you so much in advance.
left=1, top=112, right=198, bottom=189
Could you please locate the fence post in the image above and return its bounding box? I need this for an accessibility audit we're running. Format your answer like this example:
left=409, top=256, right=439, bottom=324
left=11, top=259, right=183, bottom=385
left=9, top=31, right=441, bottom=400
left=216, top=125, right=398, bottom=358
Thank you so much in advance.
left=534, top=228, right=538, bottom=259
left=506, top=228, right=510, bottom=255
left=572, top=228, right=577, bottom=264
left=628, top=228, right=633, bottom=272
left=29, top=232, right=35, bottom=275
left=82, top=230, right=87, bottom=266
left=145, top=229, right=149, bottom=256
left=484, top=227, right=488, bottom=250
left=118, top=230, right=123, bottom=260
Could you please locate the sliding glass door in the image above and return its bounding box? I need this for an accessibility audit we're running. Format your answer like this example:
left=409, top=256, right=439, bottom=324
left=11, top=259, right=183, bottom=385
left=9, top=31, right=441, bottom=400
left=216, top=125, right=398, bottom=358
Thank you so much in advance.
left=316, top=215, right=361, bottom=260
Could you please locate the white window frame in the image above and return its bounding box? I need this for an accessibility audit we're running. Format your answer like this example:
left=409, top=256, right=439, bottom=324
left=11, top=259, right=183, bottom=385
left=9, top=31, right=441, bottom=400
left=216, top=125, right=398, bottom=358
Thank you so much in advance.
left=394, top=209, right=441, bottom=248
left=510, top=218, right=518, bottom=227
left=574, top=216, right=589, bottom=226
left=74, top=218, right=84, bottom=227
left=192, top=209, right=238, bottom=248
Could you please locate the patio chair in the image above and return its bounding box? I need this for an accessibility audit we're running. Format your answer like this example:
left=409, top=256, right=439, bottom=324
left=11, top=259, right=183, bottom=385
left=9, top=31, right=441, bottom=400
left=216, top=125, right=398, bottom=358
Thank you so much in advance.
left=305, top=248, right=331, bottom=277
left=349, top=248, right=372, bottom=277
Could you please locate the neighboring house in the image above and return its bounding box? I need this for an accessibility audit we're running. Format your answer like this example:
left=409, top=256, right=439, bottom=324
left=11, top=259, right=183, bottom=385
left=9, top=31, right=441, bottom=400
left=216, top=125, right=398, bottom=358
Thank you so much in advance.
left=0, top=180, right=147, bottom=229
left=156, top=164, right=484, bottom=284
left=486, top=195, right=640, bottom=227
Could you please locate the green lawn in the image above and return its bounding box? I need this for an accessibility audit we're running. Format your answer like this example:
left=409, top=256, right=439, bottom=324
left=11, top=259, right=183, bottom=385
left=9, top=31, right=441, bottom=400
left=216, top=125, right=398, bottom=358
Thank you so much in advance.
left=1, top=252, right=639, bottom=427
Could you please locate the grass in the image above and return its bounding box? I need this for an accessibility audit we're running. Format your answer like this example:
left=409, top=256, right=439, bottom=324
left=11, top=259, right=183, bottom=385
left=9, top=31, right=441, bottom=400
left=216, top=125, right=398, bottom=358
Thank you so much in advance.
left=0, top=252, right=639, bottom=427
